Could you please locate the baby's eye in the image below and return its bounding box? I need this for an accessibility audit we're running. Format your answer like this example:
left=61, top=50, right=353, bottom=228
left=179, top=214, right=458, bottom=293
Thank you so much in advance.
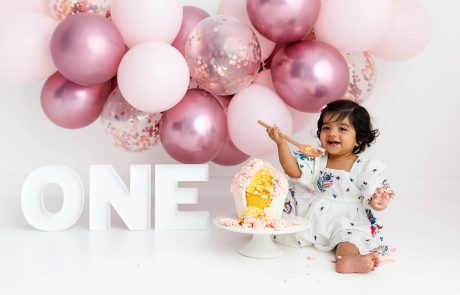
left=339, top=127, right=347, bottom=131
left=321, top=126, right=329, bottom=131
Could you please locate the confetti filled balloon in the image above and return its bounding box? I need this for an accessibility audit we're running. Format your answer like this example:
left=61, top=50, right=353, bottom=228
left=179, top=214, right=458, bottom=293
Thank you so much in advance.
left=101, top=88, right=162, bottom=152
left=48, top=0, right=111, bottom=21
left=185, top=15, right=261, bottom=96
left=342, top=51, right=377, bottom=104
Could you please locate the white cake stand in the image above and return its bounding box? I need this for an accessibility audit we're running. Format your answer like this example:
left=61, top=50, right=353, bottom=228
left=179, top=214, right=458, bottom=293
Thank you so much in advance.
left=213, top=217, right=309, bottom=259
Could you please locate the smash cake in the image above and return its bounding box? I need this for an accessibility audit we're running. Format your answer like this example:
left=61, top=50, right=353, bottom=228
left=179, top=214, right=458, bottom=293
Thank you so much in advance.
left=220, top=158, right=296, bottom=230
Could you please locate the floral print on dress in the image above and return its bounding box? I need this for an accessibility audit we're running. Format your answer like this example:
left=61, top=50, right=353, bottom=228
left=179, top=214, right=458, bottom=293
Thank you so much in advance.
left=366, top=209, right=383, bottom=237
left=317, top=171, right=334, bottom=192
left=293, top=151, right=314, bottom=169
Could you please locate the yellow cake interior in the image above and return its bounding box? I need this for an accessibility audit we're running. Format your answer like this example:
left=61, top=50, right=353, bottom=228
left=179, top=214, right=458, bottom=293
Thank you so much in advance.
left=243, top=169, right=274, bottom=219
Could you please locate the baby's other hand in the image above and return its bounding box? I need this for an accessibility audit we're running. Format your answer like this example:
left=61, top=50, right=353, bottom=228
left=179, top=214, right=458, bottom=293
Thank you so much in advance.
left=369, top=187, right=395, bottom=211
left=267, top=125, right=285, bottom=145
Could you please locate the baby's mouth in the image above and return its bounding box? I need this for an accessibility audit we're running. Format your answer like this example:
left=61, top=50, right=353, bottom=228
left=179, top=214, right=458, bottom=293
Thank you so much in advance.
left=327, top=140, right=341, bottom=145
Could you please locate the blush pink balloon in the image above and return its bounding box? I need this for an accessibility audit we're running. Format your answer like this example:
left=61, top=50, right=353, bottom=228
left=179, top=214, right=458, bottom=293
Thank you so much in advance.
left=172, top=6, right=210, bottom=56
left=41, top=72, right=111, bottom=129
left=246, top=0, right=321, bottom=44
left=314, top=0, right=393, bottom=53
left=271, top=40, right=349, bottom=113
left=160, top=89, right=228, bottom=164
left=253, top=70, right=314, bottom=134
left=217, top=0, right=275, bottom=61
left=212, top=96, right=250, bottom=166
left=370, top=0, right=432, bottom=61
left=50, top=13, right=125, bottom=85
left=227, top=84, right=292, bottom=157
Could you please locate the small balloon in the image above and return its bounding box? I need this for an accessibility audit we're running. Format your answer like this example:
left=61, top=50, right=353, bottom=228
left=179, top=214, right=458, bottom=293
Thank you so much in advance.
left=185, top=15, right=261, bottom=96
left=41, top=72, right=110, bottom=129
left=342, top=52, right=377, bottom=104
left=271, top=40, right=349, bottom=113
left=212, top=96, right=249, bottom=166
left=160, top=89, right=228, bottom=164
left=50, top=13, right=125, bottom=85
left=246, top=0, right=321, bottom=43
left=101, top=88, right=162, bottom=152
left=48, top=0, right=111, bottom=21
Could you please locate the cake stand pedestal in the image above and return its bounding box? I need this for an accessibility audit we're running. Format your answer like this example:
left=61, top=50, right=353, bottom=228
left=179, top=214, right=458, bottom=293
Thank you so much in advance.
left=213, top=217, right=309, bottom=259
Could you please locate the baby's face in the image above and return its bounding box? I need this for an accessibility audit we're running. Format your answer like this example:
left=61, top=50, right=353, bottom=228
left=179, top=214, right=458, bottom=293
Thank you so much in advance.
left=319, top=115, right=357, bottom=156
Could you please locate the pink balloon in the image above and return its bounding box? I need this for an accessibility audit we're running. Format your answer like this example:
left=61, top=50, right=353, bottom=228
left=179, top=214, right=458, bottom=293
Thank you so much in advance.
left=227, top=85, right=292, bottom=157
left=253, top=70, right=314, bottom=134
left=101, top=88, right=162, bottom=152
left=212, top=96, right=250, bottom=166
left=160, top=89, right=228, bottom=164
left=370, top=0, right=432, bottom=61
left=51, top=13, right=125, bottom=85
left=185, top=15, right=261, bottom=96
left=172, top=6, right=210, bottom=56
left=246, top=0, right=321, bottom=43
left=315, top=0, right=393, bottom=53
left=271, top=40, right=349, bottom=113
left=41, top=72, right=110, bottom=129
left=48, top=0, right=111, bottom=21
left=0, top=13, right=57, bottom=83
left=217, top=0, right=275, bottom=61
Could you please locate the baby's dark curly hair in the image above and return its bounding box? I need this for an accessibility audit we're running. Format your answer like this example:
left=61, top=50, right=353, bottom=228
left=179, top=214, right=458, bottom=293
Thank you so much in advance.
left=316, top=100, right=379, bottom=154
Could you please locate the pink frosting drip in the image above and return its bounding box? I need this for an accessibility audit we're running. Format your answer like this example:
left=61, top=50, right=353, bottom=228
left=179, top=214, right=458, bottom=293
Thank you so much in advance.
left=230, top=158, right=288, bottom=198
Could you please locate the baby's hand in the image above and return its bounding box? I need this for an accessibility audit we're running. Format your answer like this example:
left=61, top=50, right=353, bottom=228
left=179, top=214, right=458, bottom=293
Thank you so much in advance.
left=369, top=186, right=395, bottom=211
left=266, top=125, right=285, bottom=145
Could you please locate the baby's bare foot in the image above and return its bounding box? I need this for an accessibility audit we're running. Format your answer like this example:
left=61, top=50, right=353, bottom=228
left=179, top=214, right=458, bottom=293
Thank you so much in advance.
left=335, top=252, right=380, bottom=274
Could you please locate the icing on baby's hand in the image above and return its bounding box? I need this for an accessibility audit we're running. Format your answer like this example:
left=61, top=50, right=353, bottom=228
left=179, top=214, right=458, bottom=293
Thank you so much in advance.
left=370, top=185, right=395, bottom=211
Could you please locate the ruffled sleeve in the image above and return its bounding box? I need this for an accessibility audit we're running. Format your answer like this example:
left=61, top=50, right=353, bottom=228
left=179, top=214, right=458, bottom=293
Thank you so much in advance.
left=358, top=159, right=390, bottom=210
left=290, top=151, right=318, bottom=186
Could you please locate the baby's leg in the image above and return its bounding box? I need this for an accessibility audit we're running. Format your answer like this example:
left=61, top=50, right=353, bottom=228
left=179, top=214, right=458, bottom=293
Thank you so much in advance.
left=335, top=242, right=380, bottom=274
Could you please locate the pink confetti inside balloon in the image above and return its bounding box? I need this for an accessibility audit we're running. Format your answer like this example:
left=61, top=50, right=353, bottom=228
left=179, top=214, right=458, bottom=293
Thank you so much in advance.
left=342, top=51, right=377, bottom=104
left=48, top=0, right=111, bottom=21
left=101, top=88, right=162, bottom=152
left=185, top=15, right=261, bottom=96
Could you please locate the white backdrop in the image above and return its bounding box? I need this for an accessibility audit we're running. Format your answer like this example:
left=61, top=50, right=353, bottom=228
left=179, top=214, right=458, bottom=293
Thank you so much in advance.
left=0, top=0, right=458, bottom=198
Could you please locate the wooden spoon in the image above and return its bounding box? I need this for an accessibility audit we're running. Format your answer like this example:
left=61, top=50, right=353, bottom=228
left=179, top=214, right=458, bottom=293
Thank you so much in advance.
left=258, top=120, right=324, bottom=157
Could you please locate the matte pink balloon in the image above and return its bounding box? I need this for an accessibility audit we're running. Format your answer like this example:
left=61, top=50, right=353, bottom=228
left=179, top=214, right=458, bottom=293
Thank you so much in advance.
left=160, top=89, right=228, bottom=164
left=172, top=6, right=210, bottom=56
left=370, top=0, right=432, bottom=61
left=271, top=40, right=349, bottom=113
left=246, top=0, right=321, bottom=43
left=212, top=96, right=249, bottom=166
left=41, top=72, right=111, bottom=129
left=51, top=13, right=125, bottom=85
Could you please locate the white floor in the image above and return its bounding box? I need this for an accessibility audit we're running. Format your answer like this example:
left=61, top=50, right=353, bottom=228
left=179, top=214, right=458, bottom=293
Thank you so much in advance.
left=0, top=180, right=459, bottom=295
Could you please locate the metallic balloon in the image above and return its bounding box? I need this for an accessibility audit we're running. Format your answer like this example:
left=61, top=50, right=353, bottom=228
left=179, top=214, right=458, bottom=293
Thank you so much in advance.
left=185, top=15, right=261, bottom=96
left=246, top=0, right=321, bottom=43
left=48, top=0, right=111, bottom=21
left=160, top=89, right=228, bottom=164
left=101, top=88, right=162, bottom=152
left=342, top=51, right=377, bottom=104
left=172, top=6, right=209, bottom=56
left=212, top=95, right=249, bottom=166
left=271, top=40, right=349, bottom=113
left=51, top=13, right=125, bottom=85
left=41, top=72, right=111, bottom=129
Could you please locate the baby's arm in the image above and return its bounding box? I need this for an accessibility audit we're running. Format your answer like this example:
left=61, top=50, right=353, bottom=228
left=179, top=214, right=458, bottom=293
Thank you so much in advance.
left=369, top=184, right=395, bottom=211
left=267, top=126, right=302, bottom=178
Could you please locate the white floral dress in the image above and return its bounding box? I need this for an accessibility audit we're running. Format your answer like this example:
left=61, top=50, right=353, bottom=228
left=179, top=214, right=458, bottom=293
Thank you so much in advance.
left=279, top=151, right=389, bottom=254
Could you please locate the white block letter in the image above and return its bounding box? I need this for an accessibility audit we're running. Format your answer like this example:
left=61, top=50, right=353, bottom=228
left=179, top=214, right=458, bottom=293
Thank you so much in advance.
left=89, top=165, right=151, bottom=230
left=155, top=165, right=209, bottom=230
left=21, top=165, right=84, bottom=231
